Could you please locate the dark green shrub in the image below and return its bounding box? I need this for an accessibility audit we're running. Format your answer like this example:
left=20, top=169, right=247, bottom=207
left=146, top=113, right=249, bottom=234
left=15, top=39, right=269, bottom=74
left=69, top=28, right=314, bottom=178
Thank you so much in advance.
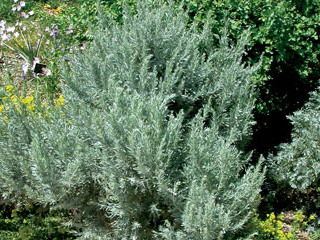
left=0, top=202, right=75, bottom=240
left=182, top=0, right=320, bottom=82
left=0, top=1, right=264, bottom=239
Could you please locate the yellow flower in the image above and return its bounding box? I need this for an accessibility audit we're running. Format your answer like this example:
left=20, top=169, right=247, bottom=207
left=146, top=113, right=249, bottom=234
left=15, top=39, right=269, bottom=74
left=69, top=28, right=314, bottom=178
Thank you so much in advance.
left=26, top=104, right=36, bottom=111
left=0, top=105, right=4, bottom=113
left=50, top=7, right=63, bottom=13
left=2, top=116, right=8, bottom=122
left=276, top=220, right=283, bottom=228
left=44, top=5, right=63, bottom=14
left=5, top=85, right=14, bottom=92
left=278, top=214, right=285, bottom=221
left=309, top=215, right=316, bottom=220
left=287, top=232, right=293, bottom=238
left=294, top=211, right=305, bottom=222
left=10, top=95, right=19, bottom=106
left=43, top=4, right=51, bottom=9
left=21, top=96, right=34, bottom=105
left=269, top=213, right=276, bottom=220
left=277, top=230, right=284, bottom=235
left=55, top=95, right=65, bottom=107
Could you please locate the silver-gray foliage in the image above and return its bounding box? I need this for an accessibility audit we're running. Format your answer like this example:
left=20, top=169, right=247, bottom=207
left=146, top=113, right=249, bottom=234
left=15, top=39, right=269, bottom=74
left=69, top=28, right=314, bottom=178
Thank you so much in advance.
left=0, top=1, right=264, bottom=239
left=271, top=86, right=320, bottom=190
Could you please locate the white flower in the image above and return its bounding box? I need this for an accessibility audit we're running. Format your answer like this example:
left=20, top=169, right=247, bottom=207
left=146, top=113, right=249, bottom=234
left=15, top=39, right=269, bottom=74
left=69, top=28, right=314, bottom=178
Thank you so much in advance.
left=22, top=62, right=29, bottom=74
left=0, top=20, right=6, bottom=27
left=33, top=57, right=40, bottom=64
left=32, top=58, right=40, bottom=71
left=1, top=34, right=10, bottom=41
left=19, top=1, right=26, bottom=7
left=28, top=11, right=34, bottom=16
left=12, top=6, right=17, bottom=11
left=7, top=26, right=15, bottom=32
left=43, top=68, right=52, bottom=76
left=13, top=32, right=19, bottom=38
left=66, top=29, right=73, bottom=34
left=14, top=0, right=19, bottom=3
left=20, top=12, right=29, bottom=18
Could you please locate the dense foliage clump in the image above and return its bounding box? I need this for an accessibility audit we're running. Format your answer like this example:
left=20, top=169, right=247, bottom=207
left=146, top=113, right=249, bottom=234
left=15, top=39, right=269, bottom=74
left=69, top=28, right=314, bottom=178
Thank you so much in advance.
left=92, top=0, right=320, bottom=156
left=271, top=87, right=320, bottom=191
left=0, top=1, right=265, bottom=239
left=0, top=202, right=75, bottom=240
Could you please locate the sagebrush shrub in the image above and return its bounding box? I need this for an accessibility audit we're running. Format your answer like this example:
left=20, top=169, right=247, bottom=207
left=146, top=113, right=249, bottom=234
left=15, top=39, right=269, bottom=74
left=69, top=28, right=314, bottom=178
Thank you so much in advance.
left=0, top=1, right=264, bottom=239
left=271, top=86, right=320, bottom=190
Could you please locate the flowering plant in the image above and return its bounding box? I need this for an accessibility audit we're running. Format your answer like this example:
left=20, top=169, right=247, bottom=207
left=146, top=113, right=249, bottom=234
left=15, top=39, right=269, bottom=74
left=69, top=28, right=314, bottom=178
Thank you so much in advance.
left=0, top=1, right=44, bottom=75
left=1, top=23, right=43, bottom=66
left=253, top=211, right=319, bottom=240
left=0, top=84, right=66, bottom=123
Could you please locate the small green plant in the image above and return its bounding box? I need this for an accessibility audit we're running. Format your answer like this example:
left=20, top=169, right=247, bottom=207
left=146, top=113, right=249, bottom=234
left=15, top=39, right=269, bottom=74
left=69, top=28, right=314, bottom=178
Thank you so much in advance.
left=2, top=24, right=43, bottom=68
left=252, top=211, right=319, bottom=240
left=0, top=1, right=51, bottom=78
left=254, top=213, right=294, bottom=240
